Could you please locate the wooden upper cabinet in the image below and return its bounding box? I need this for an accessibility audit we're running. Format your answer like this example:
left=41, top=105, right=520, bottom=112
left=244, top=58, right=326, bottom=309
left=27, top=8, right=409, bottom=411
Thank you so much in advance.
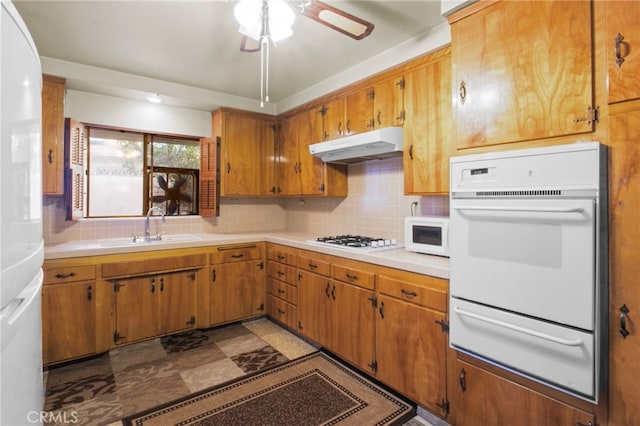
left=213, top=108, right=276, bottom=196
left=345, top=87, right=374, bottom=135
left=372, top=74, right=405, bottom=129
left=605, top=1, right=640, bottom=104
left=276, top=116, right=302, bottom=195
left=404, top=46, right=453, bottom=194
left=450, top=0, right=594, bottom=149
left=42, top=75, right=65, bottom=195
left=321, top=98, right=345, bottom=140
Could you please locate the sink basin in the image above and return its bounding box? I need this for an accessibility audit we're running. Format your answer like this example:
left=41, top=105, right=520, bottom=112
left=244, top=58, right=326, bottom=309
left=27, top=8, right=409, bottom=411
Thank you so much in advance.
left=99, top=234, right=201, bottom=247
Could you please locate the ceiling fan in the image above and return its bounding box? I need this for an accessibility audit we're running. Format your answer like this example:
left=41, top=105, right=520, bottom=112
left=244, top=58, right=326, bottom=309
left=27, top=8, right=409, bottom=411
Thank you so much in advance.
left=236, top=0, right=375, bottom=53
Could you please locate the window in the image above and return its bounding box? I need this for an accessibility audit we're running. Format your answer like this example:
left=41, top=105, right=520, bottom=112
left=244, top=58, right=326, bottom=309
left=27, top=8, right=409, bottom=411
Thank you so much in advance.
left=86, top=127, right=200, bottom=217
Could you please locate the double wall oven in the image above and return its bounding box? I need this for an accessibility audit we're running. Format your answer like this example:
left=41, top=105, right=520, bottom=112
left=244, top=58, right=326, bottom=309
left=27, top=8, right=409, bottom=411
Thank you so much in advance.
left=449, top=142, right=607, bottom=403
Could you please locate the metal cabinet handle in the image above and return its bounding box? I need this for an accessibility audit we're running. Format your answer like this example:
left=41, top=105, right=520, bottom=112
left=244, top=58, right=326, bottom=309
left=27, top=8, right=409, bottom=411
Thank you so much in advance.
left=379, top=301, right=385, bottom=319
left=459, top=368, right=467, bottom=392
left=401, top=289, right=417, bottom=299
left=231, top=253, right=245, bottom=259
left=48, top=148, right=54, bottom=164
left=408, top=144, right=413, bottom=160
left=620, top=304, right=630, bottom=338
left=615, top=33, right=625, bottom=67
left=151, top=278, right=156, bottom=293
left=337, top=121, right=342, bottom=136
left=459, top=80, right=467, bottom=104
left=87, top=285, right=92, bottom=302
left=376, top=111, right=382, bottom=126
left=54, top=272, right=76, bottom=279
left=345, top=273, right=358, bottom=281
left=331, top=285, right=336, bottom=300
left=325, top=282, right=330, bottom=298
left=160, top=277, right=164, bottom=292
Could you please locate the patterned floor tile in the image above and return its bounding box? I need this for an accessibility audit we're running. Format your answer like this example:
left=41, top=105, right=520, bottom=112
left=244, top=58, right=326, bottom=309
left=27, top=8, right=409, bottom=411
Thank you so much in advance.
left=204, top=322, right=252, bottom=342
left=44, top=353, right=112, bottom=387
left=45, top=392, right=122, bottom=426
left=231, top=345, right=289, bottom=373
left=160, top=329, right=216, bottom=353
left=215, top=332, right=274, bottom=358
left=180, top=357, right=246, bottom=393
left=44, top=373, right=116, bottom=411
left=165, top=340, right=228, bottom=371
left=109, top=338, right=167, bottom=373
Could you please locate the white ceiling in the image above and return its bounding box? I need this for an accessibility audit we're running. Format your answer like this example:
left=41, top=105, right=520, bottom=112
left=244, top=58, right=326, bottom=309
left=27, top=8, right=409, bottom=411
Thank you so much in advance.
left=14, top=1, right=448, bottom=113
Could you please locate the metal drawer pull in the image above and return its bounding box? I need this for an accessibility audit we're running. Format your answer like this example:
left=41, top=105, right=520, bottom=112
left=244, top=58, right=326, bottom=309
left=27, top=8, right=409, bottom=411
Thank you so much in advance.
left=54, top=272, right=76, bottom=279
left=620, top=304, right=630, bottom=339
left=453, top=306, right=583, bottom=346
left=459, top=80, right=467, bottom=104
left=454, top=205, right=584, bottom=214
left=345, top=273, right=358, bottom=281
left=401, top=289, right=417, bottom=298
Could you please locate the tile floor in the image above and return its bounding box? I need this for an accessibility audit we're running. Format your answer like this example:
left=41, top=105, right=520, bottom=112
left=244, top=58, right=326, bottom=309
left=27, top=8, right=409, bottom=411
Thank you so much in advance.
left=42, top=318, right=436, bottom=426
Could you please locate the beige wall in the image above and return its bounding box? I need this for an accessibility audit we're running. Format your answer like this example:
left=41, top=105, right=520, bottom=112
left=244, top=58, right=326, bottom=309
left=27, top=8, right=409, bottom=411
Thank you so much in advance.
left=43, top=157, right=448, bottom=245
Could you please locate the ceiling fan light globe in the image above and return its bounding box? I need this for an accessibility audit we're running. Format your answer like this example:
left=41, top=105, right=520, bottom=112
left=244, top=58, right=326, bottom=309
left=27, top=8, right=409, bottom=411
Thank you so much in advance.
left=234, top=0, right=262, bottom=30
left=268, top=0, right=295, bottom=40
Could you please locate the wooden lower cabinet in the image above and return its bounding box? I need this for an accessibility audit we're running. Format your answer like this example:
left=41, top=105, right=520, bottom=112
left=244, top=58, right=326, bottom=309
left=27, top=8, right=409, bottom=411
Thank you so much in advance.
left=209, top=258, right=266, bottom=325
left=298, top=270, right=332, bottom=346
left=453, top=358, right=595, bottom=425
left=42, top=281, right=96, bottom=365
left=114, top=270, right=198, bottom=345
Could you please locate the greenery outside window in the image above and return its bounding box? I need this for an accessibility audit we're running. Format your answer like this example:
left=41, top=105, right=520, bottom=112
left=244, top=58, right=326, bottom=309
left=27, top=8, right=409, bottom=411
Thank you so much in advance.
left=86, top=127, right=200, bottom=217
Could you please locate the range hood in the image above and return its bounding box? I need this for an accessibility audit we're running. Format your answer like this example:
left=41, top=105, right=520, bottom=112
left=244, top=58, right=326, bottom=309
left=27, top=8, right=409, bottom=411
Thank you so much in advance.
left=308, top=126, right=403, bottom=164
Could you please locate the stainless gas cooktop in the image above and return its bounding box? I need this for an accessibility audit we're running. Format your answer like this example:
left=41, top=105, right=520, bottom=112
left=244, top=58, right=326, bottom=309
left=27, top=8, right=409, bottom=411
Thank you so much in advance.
left=307, top=235, right=401, bottom=253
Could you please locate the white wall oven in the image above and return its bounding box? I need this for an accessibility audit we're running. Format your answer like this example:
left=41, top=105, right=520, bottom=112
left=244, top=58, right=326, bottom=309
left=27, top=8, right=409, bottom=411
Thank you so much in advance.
left=449, top=142, right=607, bottom=403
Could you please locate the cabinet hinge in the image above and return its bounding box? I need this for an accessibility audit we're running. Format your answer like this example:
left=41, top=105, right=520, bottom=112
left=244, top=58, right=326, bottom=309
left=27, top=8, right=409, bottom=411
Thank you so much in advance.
left=367, top=360, right=378, bottom=373
left=436, top=398, right=450, bottom=416
left=319, top=105, right=327, bottom=116
left=368, top=89, right=375, bottom=100
left=257, top=303, right=265, bottom=312
left=298, top=321, right=304, bottom=330
left=186, top=315, right=196, bottom=326
left=187, top=272, right=196, bottom=281
left=435, top=319, right=449, bottom=334
left=396, top=77, right=405, bottom=90
left=113, top=281, right=122, bottom=292
left=257, top=261, right=264, bottom=270
left=368, top=295, right=377, bottom=308
left=319, top=183, right=325, bottom=193
left=113, top=331, right=124, bottom=344
left=573, top=105, right=599, bottom=126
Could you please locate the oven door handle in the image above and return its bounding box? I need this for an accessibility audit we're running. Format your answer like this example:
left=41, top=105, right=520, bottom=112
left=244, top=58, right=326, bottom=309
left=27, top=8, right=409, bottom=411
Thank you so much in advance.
left=452, top=206, right=584, bottom=214
left=453, top=306, right=584, bottom=346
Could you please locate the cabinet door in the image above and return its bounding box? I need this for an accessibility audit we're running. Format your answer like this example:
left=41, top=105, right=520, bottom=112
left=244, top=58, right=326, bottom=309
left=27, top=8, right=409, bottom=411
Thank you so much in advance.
left=277, top=116, right=302, bottom=195
left=330, top=280, right=375, bottom=373
left=322, top=98, right=345, bottom=140
left=297, top=108, right=327, bottom=195
left=42, top=282, right=95, bottom=364
left=404, top=47, right=452, bottom=194
left=345, top=88, right=374, bottom=135
left=606, top=1, right=640, bottom=104
left=454, top=359, right=596, bottom=425
left=608, top=104, right=640, bottom=426
left=159, top=271, right=197, bottom=335
left=210, top=260, right=266, bottom=325
left=42, top=75, right=65, bottom=195
left=115, top=277, right=158, bottom=344
left=373, top=75, right=405, bottom=128
left=452, top=0, right=593, bottom=148
left=199, top=136, right=218, bottom=217
left=223, top=113, right=274, bottom=196
left=298, top=270, right=331, bottom=346
left=375, top=295, right=447, bottom=414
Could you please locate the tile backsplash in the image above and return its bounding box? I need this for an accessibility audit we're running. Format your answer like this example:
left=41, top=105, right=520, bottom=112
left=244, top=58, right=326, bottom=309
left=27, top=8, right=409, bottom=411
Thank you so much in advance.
left=43, top=157, right=449, bottom=245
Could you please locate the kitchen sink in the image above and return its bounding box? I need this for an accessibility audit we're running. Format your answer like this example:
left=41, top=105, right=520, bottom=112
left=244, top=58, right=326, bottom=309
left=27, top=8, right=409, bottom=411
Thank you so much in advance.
left=99, top=234, right=201, bottom=247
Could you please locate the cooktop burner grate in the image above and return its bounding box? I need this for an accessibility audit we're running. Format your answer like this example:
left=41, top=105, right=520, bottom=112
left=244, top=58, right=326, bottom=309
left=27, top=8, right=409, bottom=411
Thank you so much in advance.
left=309, top=235, right=400, bottom=251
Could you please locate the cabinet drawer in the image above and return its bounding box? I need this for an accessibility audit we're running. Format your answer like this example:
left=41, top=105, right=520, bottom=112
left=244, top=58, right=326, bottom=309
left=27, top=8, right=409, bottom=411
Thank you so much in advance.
left=267, top=261, right=298, bottom=285
left=210, top=244, right=262, bottom=264
left=378, top=275, right=447, bottom=312
left=298, top=255, right=331, bottom=277
left=267, top=244, right=298, bottom=266
left=267, top=294, right=298, bottom=331
left=102, top=254, right=206, bottom=279
left=332, top=264, right=375, bottom=290
left=267, top=277, right=298, bottom=305
left=44, top=265, right=96, bottom=285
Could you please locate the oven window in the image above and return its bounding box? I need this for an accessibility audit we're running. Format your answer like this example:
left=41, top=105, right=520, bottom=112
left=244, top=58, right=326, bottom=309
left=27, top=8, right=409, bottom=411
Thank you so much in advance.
left=413, top=226, right=442, bottom=246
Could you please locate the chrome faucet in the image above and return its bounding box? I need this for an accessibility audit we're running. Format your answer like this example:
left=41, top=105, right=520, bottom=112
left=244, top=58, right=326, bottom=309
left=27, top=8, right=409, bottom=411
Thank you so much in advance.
left=145, top=206, right=166, bottom=241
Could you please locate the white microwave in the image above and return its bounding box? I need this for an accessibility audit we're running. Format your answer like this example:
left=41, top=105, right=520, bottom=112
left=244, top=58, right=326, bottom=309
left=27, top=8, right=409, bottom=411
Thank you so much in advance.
left=404, top=216, right=450, bottom=257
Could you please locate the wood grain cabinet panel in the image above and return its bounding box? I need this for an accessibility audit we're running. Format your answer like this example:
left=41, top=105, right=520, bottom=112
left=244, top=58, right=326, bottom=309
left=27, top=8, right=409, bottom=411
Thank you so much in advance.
left=42, top=281, right=96, bottom=365
left=41, top=74, right=65, bottom=195
left=450, top=0, right=594, bottom=148
left=606, top=1, right=640, bottom=104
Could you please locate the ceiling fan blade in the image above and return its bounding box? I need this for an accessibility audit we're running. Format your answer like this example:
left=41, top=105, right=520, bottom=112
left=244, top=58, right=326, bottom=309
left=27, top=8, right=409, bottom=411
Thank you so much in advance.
left=240, top=35, right=261, bottom=52
left=301, top=0, right=374, bottom=40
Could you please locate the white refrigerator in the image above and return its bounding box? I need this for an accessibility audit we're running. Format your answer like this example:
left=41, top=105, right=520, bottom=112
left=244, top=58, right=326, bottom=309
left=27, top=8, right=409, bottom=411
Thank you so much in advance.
left=0, top=0, right=45, bottom=424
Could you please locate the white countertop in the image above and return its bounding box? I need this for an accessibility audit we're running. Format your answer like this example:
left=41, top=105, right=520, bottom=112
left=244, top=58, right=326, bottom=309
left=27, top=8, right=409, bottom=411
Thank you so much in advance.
left=44, top=232, right=449, bottom=279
